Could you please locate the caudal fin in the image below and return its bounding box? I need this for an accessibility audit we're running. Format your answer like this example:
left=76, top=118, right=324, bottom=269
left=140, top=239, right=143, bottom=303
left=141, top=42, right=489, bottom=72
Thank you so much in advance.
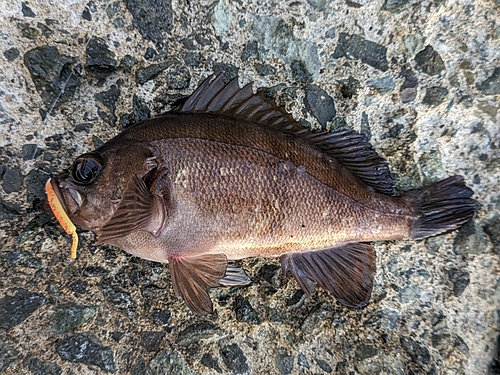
left=407, top=176, right=475, bottom=240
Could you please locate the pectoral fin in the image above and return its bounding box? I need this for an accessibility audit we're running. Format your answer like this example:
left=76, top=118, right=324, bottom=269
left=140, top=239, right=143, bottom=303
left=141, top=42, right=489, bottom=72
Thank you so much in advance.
left=280, top=243, right=376, bottom=309
left=169, top=254, right=228, bottom=315
left=97, top=175, right=166, bottom=245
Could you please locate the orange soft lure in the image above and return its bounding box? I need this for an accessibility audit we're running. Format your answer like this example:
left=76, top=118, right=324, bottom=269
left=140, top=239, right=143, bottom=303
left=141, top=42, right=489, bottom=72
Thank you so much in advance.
left=45, top=178, right=78, bottom=258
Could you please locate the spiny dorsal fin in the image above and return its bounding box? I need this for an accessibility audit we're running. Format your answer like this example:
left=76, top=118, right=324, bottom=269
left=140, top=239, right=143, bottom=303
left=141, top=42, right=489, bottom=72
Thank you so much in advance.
left=173, top=74, right=297, bottom=129
left=174, top=74, right=395, bottom=195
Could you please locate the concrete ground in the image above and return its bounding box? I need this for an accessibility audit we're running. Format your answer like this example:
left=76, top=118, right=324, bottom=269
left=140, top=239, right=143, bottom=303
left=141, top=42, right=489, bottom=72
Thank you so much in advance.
left=0, top=0, right=499, bottom=374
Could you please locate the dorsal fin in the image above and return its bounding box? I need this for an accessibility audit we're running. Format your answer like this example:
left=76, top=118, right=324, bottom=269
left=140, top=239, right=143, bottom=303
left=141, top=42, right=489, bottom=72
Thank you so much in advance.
left=173, top=75, right=395, bottom=195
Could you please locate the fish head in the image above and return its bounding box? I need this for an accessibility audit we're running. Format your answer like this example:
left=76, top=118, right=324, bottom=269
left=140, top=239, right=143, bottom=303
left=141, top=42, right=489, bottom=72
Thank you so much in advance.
left=49, top=142, right=152, bottom=233
left=49, top=151, right=117, bottom=232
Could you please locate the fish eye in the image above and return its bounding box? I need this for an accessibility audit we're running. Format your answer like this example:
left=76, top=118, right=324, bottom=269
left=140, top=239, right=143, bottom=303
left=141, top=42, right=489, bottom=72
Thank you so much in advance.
left=70, top=153, right=103, bottom=185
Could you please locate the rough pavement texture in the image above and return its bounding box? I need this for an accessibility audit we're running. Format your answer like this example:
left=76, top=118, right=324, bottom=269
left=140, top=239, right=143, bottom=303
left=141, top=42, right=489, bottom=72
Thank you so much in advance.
left=1, top=0, right=499, bottom=374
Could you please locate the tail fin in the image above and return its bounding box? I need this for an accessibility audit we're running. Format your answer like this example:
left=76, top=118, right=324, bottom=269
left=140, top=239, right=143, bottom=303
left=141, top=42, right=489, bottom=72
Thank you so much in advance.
left=407, top=176, right=475, bottom=240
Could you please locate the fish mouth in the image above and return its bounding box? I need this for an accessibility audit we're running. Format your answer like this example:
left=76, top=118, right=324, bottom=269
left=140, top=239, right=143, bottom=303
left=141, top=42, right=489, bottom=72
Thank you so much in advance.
left=48, top=178, right=83, bottom=215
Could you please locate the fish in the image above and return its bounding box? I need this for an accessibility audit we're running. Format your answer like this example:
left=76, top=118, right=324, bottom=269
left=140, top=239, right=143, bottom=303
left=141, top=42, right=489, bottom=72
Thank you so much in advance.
left=46, top=74, right=475, bottom=315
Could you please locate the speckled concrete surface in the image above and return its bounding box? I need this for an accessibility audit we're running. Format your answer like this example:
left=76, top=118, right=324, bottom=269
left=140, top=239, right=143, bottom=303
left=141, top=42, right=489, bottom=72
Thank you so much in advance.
left=0, top=0, right=499, bottom=374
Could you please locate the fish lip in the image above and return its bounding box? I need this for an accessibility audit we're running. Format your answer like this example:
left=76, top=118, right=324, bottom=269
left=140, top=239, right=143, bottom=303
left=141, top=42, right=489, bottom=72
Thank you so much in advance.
left=49, top=178, right=82, bottom=215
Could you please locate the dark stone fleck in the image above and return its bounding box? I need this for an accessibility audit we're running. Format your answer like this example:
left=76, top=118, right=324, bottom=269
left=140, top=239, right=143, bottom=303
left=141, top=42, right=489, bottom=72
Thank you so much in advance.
left=330, top=117, right=349, bottom=132
left=355, top=344, right=378, bottom=360
left=69, top=279, right=88, bottom=294
left=195, top=32, right=211, bottom=46
left=258, top=263, right=280, bottom=288
left=422, top=86, right=448, bottom=106
left=37, top=22, right=53, bottom=37
left=484, top=216, right=500, bottom=254
left=26, top=168, right=50, bottom=200
left=447, top=268, right=470, bottom=297
left=414, top=45, right=445, bottom=76
left=212, top=63, right=239, bottom=83
left=255, top=63, right=276, bottom=77
left=367, top=75, right=395, bottom=93
left=85, top=37, right=118, bottom=78
left=286, top=289, right=304, bottom=306
left=2, top=168, right=24, bottom=194
left=219, top=343, right=249, bottom=374
left=136, top=61, right=176, bottom=84
left=22, top=2, right=36, bottom=17
left=102, top=285, right=138, bottom=322
left=120, top=54, right=138, bottom=74
left=182, top=38, right=196, bottom=50
left=297, top=352, right=310, bottom=369
left=82, top=266, right=108, bottom=276
left=339, top=76, right=360, bottom=99
left=57, top=333, right=116, bottom=373
left=183, top=52, right=201, bottom=67
left=119, top=113, right=133, bottom=129
left=75, top=122, right=93, bottom=132
left=176, top=321, right=222, bottom=346
left=325, top=27, right=335, bottom=39
left=21, top=25, right=40, bottom=40
left=400, top=336, right=430, bottom=365
left=21, top=144, right=43, bottom=160
left=144, top=47, right=157, bottom=60
left=24, top=46, right=81, bottom=109
left=306, top=0, right=327, bottom=10
left=0, top=196, right=22, bottom=220
left=0, top=339, right=18, bottom=373
left=233, top=295, right=261, bottom=324
left=3, top=249, right=42, bottom=268
left=304, top=84, right=336, bottom=128
left=275, top=351, right=294, bottom=375
left=28, top=357, right=62, bottom=375
left=124, top=0, right=173, bottom=42
left=166, top=66, right=191, bottom=89
left=314, top=358, right=333, bottom=373
left=95, top=84, right=121, bottom=126
left=111, top=332, right=124, bottom=342
left=476, top=67, right=500, bottom=95
left=335, top=361, right=348, bottom=371
left=82, top=6, right=92, bottom=21
left=4, top=47, right=20, bottom=61
left=332, top=33, right=389, bottom=71
left=51, top=303, right=97, bottom=334
left=147, top=351, right=192, bottom=375
left=152, top=308, right=171, bottom=326
left=0, top=288, right=46, bottom=329
left=201, top=353, right=222, bottom=373
left=453, top=220, right=486, bottom=255
left=131, top=357, right=145, bottom=375
left=383, top=0, right=412, bottom=12
left=241, top=40, right=258, bottom=61
left=489, top=335, right=500, bottom=374
left=291, top=60, right=313, bottom=83
left=432, top=333, right=469, bottom=355
left=140, top=331, right=165, bottom=352
left=133, top=94, right=151, bottom=123
left=346, top=0, right=362, bottom=7
left=400, top=67, right=418, bottom=103
left=360, top=111, right=371, bottom=140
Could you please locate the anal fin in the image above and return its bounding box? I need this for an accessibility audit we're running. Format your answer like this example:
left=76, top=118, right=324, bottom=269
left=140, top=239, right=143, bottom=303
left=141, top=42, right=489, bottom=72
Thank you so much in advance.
left=280, top=243, right=376, bottom=309
left=169, top=254, right=227, bottom=315
left=219, top=261, right=251, bottom=286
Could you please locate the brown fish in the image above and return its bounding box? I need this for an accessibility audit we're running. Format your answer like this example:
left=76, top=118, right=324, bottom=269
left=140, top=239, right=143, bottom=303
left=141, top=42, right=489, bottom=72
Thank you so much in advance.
left=46, top=75, right=475, bottom=314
